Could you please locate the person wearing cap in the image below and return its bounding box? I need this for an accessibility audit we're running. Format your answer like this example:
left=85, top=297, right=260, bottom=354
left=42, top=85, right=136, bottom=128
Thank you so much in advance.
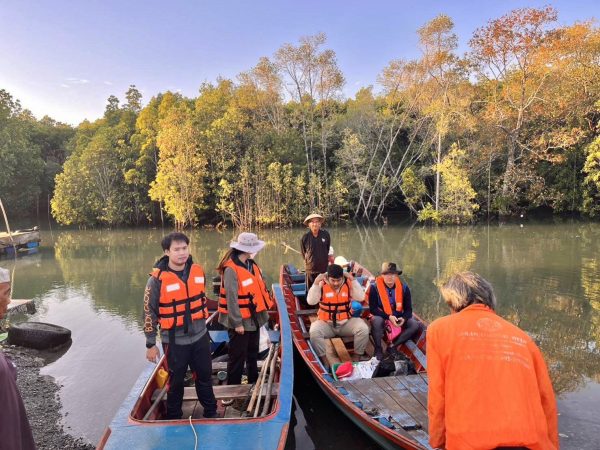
left=0, top=267, right=36, bottom=449
left=217, top=232, right=273, bottom=390
left=300, top=213, right=331, bottom=292
left=143, top=232, right=217, bottom=419
left=366, top=262, right=420, bottom=360
left=427, top=272, right=558, bottom=450
left=307, top=264, right=369, bottom=367
left=334, top=256, right=371, bottom=280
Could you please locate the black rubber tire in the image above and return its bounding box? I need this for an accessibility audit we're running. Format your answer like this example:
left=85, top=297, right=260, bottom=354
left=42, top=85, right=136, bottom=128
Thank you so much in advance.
left=8, top=322, right=71, bottom=350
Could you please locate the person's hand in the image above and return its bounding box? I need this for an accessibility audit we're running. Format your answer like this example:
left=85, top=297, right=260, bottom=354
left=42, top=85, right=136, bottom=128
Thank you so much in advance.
left=235, top=325, right=245, bottom=335
left=146, top=345, right=160, bottom=363
left=343, top=271, right=355, bottom=281
left=314, top=273, right=327, bottom=285
left=388, top=315, right=398, bottom=326
left=397, top=317, right=405, bottom=327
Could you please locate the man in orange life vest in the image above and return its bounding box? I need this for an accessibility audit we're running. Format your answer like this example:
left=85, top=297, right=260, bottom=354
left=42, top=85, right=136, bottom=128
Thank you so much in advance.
left=144, top=232, right=217, bottom=419
left=427, top=272, right=558, bottom=450
left=307, top=264, right=369, bottom=367
left=367, top=262, right=421, bottom=360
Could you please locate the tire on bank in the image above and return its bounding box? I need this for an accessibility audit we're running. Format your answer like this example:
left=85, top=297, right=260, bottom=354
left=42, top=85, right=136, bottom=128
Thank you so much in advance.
left=8, top=322, right=71, bottom=350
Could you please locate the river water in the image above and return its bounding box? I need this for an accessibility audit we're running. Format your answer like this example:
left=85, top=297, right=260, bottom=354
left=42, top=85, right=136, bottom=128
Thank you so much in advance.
left=4, top=222, right=600, bottom=449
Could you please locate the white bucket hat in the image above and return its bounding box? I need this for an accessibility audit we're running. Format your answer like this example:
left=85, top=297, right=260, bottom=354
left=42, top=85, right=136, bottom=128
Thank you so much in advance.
left=230, top=232, right=266, bottom=254
left=334, top=256, right=349, bottom=267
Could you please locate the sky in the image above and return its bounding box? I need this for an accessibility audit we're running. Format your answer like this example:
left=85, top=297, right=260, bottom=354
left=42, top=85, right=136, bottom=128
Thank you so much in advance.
left=1, top=0, right=598, bottom=125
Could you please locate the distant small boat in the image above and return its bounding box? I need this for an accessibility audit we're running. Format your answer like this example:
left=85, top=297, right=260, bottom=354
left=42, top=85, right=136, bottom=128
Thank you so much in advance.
left=280, top=263, right=432, bottom=450
left=97, top=286, right=293, bottom=450
left=0, top=227, right=40, bottom=256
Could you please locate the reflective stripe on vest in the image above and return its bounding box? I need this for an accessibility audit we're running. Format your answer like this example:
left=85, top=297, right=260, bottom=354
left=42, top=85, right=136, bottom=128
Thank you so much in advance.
left=370, top=276, right=403, bottom=316
left=218, top=259, right=274, bottom=319
left=152, top=264, right=208, bottom=330
left=318, top=281, right=351, bottom=326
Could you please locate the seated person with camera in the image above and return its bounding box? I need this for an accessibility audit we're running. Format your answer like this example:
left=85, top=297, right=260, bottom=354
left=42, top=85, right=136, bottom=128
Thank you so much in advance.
left=307, top=264, right=369, bottom=369
left=367, top=262, right=420, bottom=360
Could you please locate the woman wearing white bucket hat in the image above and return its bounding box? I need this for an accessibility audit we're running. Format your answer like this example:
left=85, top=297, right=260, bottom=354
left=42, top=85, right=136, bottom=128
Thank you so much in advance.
left=217, top=232, right=273, bottom=396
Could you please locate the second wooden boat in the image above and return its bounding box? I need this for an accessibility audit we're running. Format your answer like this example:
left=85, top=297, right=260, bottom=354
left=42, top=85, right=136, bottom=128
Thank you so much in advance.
left=280, top=263, right=431, bottom=450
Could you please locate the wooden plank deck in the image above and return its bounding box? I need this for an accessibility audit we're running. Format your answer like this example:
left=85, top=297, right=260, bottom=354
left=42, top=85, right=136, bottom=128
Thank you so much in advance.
left=330, top=337, right=352, bottom=362
left=336, top=374, right=430, bottom=434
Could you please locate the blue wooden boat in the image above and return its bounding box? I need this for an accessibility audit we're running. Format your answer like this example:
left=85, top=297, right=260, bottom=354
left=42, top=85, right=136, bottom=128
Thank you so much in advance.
left=97, top=284, right=293, bottom=450
left=0, top=227, right=40, bottom=257
left=280, top=263, right=432, bottom=450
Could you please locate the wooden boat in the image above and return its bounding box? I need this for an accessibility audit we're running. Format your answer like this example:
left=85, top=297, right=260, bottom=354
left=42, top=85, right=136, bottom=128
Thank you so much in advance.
left=0, top=227, right=40, bottom=256
left=280, top=263, right=431, bottom=450
left=97, top=286, right=293, bottom=450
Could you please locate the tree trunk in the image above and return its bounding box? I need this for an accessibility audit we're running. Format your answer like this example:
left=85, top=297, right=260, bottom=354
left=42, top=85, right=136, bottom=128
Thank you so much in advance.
left=435, top=132, right=441, bottom=212
left=500, top=136, right=517, bottom=215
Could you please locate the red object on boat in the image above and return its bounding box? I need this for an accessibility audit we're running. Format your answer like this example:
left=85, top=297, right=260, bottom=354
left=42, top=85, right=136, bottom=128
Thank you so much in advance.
left=335, top=361, right=353, bottom=379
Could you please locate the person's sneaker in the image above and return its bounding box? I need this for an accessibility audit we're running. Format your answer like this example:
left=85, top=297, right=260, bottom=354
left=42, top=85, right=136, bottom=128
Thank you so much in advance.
left=351, top=353, right=371, bottom=362
left=221, top=398, right=234, bottom=406
left=387, top=346, right=401, bottom=360
left=203, top=411, right=218, bottom=418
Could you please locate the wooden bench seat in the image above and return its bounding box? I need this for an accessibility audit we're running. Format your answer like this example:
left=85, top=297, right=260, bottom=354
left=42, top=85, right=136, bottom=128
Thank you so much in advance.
left=212, top=360, right=264, bottom=372
left=154, top=383, right=280, bottom=402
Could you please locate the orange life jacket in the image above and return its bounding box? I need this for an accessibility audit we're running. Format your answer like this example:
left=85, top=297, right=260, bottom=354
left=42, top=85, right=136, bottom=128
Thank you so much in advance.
left=369, top=276, right=403, bottom=316
left=318, top=281, right=351, bottom=326
left=151, top=264, right=208, bottom=330
left=218, top=259, right=273, bottom=319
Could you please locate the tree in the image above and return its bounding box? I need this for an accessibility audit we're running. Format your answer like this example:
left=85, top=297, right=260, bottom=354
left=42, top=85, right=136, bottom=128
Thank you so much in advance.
left=582, top=134, right=600, bottom=216
left=149, top=102, right=206, bottom=228
left=437, top=144, right=479, bottom=223
left=275, top=33, right=345, bottom=210
left=124, top=85, right=143, bottom=113
left=418, top=14, right=471, bottom=213
left=0, top=90, right=44, bottom=216
left=469, top=7, right=559, bottom=214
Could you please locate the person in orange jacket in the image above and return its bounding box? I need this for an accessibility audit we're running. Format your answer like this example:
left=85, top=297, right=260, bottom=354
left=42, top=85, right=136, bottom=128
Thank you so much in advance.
left=427, top=272, right=558, bottom=450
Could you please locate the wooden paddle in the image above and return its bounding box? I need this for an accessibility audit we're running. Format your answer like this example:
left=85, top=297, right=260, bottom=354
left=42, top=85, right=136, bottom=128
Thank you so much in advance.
left=260, top=343, right=279, bottom=416
left=245, top=344, right=275, bottom=417
left=281, top=242, right=301, bottom=255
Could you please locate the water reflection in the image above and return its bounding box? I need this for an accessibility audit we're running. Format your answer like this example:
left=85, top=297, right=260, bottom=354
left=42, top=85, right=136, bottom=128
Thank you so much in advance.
left=2, top=222, right=599, bottom=446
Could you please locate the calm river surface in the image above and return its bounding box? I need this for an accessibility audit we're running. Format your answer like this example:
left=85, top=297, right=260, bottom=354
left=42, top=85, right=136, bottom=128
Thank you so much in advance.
left=4, top=222, right=600, bottom=449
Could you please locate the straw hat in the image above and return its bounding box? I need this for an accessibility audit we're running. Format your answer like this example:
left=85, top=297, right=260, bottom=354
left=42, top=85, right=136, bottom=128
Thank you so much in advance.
left=303, top=213, right=324, bottom=226
left=230, top=232, right=265, bottom=254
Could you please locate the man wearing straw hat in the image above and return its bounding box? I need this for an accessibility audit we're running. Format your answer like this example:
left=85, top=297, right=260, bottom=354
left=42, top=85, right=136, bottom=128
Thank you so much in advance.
left=300, top=213, right=330, bottom=292
left=0, top=267, right=36, bottom=449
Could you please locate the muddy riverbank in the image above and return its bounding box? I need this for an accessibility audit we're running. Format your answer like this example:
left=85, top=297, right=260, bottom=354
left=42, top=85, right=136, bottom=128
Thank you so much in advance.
left=1, top=344, right=94, bottom=450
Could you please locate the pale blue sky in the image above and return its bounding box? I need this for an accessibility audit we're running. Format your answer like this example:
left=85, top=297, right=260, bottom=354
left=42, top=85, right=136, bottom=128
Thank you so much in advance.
left=1, top=0, right=598, bottom=125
